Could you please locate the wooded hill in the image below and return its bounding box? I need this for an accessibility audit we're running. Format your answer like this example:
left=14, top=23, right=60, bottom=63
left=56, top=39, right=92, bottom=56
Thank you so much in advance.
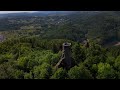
left=1, top=11, right=120, bottom=46
left=0, top=11, right=120, bottom=79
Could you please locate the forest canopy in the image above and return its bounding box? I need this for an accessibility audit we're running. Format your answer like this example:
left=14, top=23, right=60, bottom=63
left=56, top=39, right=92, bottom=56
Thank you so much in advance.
left=0, top=11, right=120, bottom=79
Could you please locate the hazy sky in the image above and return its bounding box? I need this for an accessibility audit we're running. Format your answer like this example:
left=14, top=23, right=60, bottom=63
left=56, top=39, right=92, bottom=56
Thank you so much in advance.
left=0, top=11, right=38, bottom=14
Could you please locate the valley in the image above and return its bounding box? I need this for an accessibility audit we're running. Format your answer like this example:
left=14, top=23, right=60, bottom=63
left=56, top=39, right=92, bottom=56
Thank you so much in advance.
left=0, top=11, right=120, bottom=79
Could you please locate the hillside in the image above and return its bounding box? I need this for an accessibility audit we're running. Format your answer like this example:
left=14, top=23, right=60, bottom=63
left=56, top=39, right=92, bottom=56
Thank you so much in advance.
left=1, top=11, right=120, bottom=46
left=0, top=11, right=120, bottom=79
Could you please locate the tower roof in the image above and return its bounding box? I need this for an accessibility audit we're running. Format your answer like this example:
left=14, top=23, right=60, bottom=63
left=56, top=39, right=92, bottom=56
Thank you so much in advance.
left=63, top=42, right=71, bottom=46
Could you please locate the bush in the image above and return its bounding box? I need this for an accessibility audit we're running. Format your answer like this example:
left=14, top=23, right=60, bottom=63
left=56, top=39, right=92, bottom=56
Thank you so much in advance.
left=51, top=68, right=67, bottom=79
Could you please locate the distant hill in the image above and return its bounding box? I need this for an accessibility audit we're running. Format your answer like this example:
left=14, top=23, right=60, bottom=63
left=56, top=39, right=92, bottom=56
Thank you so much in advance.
left=0, top=11, right=120, bottom=46
left=0, top=11, right=78, bottom=18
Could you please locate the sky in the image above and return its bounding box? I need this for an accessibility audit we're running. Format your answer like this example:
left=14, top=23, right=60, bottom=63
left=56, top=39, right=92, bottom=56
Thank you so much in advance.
left=0, top=11, right=38, bottom=14
left=0, top=11, right=74, bottom=14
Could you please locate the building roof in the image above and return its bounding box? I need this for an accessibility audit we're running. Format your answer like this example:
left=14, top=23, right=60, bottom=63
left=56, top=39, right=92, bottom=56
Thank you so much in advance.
left=63, top=42, right=71, bottom=46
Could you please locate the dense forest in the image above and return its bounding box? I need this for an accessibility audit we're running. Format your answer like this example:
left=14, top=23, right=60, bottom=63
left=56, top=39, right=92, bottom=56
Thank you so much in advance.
left=0, top=11, right=120, bottom=79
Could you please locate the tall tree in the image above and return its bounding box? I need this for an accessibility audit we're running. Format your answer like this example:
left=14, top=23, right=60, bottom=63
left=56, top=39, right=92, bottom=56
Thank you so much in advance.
left=72, top=42, right=85, bottom=65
